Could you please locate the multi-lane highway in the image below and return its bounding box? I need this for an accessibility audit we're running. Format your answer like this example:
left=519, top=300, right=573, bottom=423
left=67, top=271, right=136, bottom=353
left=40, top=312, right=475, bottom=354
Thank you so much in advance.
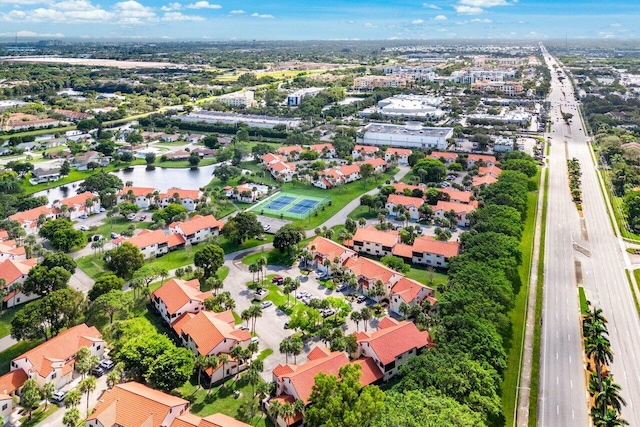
left=539, top=46, right=640, bottom=426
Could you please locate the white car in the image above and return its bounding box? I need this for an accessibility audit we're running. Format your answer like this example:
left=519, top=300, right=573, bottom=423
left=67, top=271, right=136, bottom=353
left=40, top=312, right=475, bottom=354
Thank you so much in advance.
left=99, top=359, right=114, bottom=370
left=80, top=226, right=89, bottom=231
left=250, top=337, right=260, bottom=344
left=51, top=390, right=66, bottom=403
left=260, top=301, right=273, bottom=309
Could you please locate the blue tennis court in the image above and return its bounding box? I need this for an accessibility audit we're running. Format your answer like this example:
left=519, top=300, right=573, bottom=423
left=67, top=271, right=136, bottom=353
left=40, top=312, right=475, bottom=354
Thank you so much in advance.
left=288, top=199, right=319, bottom=214
left=264, top=195, right=295, bottom=210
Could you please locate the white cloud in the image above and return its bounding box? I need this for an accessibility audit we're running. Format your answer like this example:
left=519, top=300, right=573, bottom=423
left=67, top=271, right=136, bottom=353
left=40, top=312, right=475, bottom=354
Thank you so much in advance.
left=229, top=9, right=245, bottom=14
left=113, top=0, right=156, bottom=24
left=470, top=18, right=492, bottom=22
left=434, top=14, right=447, bottom=20
left=364, top=22, right=377, bottom=28
left=0, top=30, right=64, bottom=36
left=455, top=5, right=483, bottom=14
left=0, top=0, right=50, bottom=4
left=459, top=0, right=511, bottom=6
left=186, top=1, right=220, bottom=9
left=611, top=23, right=621, bottom=27
left=411, top=19, right=423, bottom=24
left=161, top=2, right=181, bottom=11
left=162, top=11, right=203, bottom=21
left=422, top=3, right=440, bottom=9
left=251, top=12, right=273, bottom=18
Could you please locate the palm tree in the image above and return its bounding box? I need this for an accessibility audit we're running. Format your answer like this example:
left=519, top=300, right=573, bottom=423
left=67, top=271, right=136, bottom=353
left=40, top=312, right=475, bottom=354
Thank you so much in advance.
left=249, top=305, right=263, bottom=334
left=585, top=334, right=614, bottom=391
left=595, top=377, right=627, bottom=416
left=257, top=256, right=267, bottom=285
left=194, top=354, right=208, bottom=391
left=360, top=307, right=373, bottom=332
left=10, top=281, right=22, bottom=308
left=290, top=337, right=303, bottom=364
left=231, top=346, right=245, bottom=378
left=41, top=382, right=55, bottom=409
left=350, top=311, right=362, bottom=331
left=106, top=370, right=119, bottom=389
left=64, top=389, right=81, bottom=409
left=206, top=277, right=224, bottom=296
left=79, top=376, right=97, bottom=417
left=241, top=309, right=252, bottom=329
left=281, top=402, right=296, bottom=425
left=63, top=408, right=81, bottom=427
left=218, top=354, right=230, bottom=383
left=268, top=400, right=284, bottom=424
left=280, top=338, right=292, bottom=364
left=591, top=408, right=629, bottom=427
left=249, top=263, right=260, bottom=283
left=205, top=355, right=220, bottom=394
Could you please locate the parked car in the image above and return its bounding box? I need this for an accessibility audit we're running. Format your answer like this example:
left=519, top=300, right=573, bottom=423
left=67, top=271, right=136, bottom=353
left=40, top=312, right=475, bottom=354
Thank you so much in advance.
left=80, top=226, right=89, bottom=231
left=238, top=325, right=249, bottom=331
left=126, top=213, right=136, bottom=221
left=336, top=283, right=346, bottom=291
left=263, top=224, right=271, bottom=231
left=91, top=367, right=105, bottom=377
left=284, top=322, right=289, bottom=329
left=139, top=215, right=146, bottom=221
left=272, top=276, right=284, bottom=284
left=110, top=232, right=119, bottom=239
left=91, top=234, right=103, bottom=242
left=99, top=359, right=114, bottom=370
left=260, top=301, right=273, bottom=309
left=356, top=295, right=367, bottom=304
left=100, top=208, right=106, bottom=213
left=51, top=390, right=66, bottom=403
left=416, top=228, right=423, bottom=235
left=250, top=337, right=260, bottom=344
left=79, top=214, right=88, bottom=220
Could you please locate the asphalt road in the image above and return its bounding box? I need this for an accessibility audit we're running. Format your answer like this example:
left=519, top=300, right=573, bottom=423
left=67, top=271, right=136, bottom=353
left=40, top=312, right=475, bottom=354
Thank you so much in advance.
left=539, top=46, right=640, bottom=426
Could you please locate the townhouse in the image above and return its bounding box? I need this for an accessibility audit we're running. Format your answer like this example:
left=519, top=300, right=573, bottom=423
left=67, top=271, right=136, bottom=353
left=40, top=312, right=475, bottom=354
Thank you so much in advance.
left=73, top=151, right=109, bottom=171
left=223, top=183, right=268, bottom=203
left=391, top=182, right=427, bottom=197
left=10, top=323, right=104, bottom=389
left=117, top=186, right=157, bottom=209
left=434, top=200, right=478, bottom=227
left=8, top=205, right=56, bottom=235
left=438, top=187, right=474, bottom=204
left=268, top=160, right=297, bottom=182
left=306, top=236, right=357, bottom=273
left=343, top=257, right=403, bottom=300
left=388, top=277, right=436, bottom=316
left=261, top=153, right=287, bottom=166
left=392, top=235, right=460, bottom=268
left=172, top=310, right=251, bottom=383
left=385, top=194, right=425, bottom=221
left=478, top=164, right=503, bottom=178
left=467, top=154, right=497, bottom=168
left=54, top=191, right=101, bottom=220
left=276, top=145, right=304, bottom=160
left=473, top=174, right=498, bottom=187
left=314, top=164, right=360, bottom=189
left=384, top=147, right=411, bottom=165
left=0, top=239, right=26, bottom=262
left=429, top=151, right=458, bottom=165
left=54, top=109, right=95, bottom=122
left=31, top=167, right=61, bottom=184
left=170, top=215, right=224, bottom=245
left=352, top=317, right=432, bottom=381
left=6, top=118, right=60, bottom=132
left=0, top=258, right=38, bottom=308
left=159, top=188, right=205, bottom=212
left=351, top=145, right=379, bottom=160
left=113, top=229, right=185, bottom=259
left=349, top=226, right=399, bottom=257
left=360, top=158, right=388, bottom=173
left=308, top=143, right=336, bottom=158
left=152, top=278, right=210, bottom=325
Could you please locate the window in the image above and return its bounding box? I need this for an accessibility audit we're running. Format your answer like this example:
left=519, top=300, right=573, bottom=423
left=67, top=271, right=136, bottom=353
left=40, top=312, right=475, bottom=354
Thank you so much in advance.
left=96, top=345, right=101, bottom=351
left=51, top=372, right=57, bottom=379
left=2, top=404, right=7, bottom=410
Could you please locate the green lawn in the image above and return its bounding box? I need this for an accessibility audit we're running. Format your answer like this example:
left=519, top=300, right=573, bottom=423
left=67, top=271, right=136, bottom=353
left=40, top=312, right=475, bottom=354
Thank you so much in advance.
left=347, top=205, right=378, bottom=221
left=153, top=158, right=218, bottom=169
left=0, top=339, right=43, bottom=375
left=19, top=402, right=59, bottom=427
left=578, top=287, right=588, bottom=315
left=178, top=377, right=272, bottom=427
left=217, top=234, right=274, bottom=256
left=0, top=307, right=19, bottom=339
left=86, top=218, right=152, bottom=240
left=242, top=249, right=296, bottom=267
left=404, top=266, right=448, bottom=292
left=0, top=125, right=76, bottom=141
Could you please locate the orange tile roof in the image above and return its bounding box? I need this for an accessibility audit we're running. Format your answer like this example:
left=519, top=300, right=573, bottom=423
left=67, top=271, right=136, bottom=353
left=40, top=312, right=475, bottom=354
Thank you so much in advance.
left=88, top=382, right=189, bottom=427
left=306, top=237, right=354, bottom=261
left=479, top=165, right=502, bottom=177
left=0, top=230, right=8, bottom=240
left=353, top=145, right=379, bottom=153
left=435, top=200, right=477, bottom=215
left=268, top=395, right=303, bottom=425
left=8, top=205, right=53, bottom=224
left=16, top=323, right=102, bottom=379
left=59, top=191, right=97, bottom=209
left=117, top=186, right=156, bottom=197
left=391, top=182, right=425, bottom=195
left=355, top=318, right=431, bottom=365
left=352, top=225, right=398, bottom=248
left=468, top=154, right=496, bottom=164
left=262, top=153, right=286, bottom=164
left=439, top=187, right=473, bottom=203
left=167, top=233, right=187, bottom=248
left=309, top=143, right=334, bottom=152
left=344, top=257, right=397, bottom=285
left=160, top=188, right=202, bottom=201
left=339, top=164, right=361, bottom=176
left=473, top=174, right=498, bottom=186
left=391, top=243, right=413, bottom=259
left=385, top=147, right=411, bottom=156
left=175, top=310, right=250, bottom=356
left=276, top=145, right=303, bottom=154
left=411, top=235, right=461, bottom=258
left=269, top=161, right=296, bottom=173
left=119, top=229, right=180, bottom=250
left=153, top=278, right=209, bottom=317
left=200, top=413, right=253, bottom=427
left=391, top=277, right=434, bottom=304
left=352, top=357, right=384, bottom=385
left=387, top=194, right=424, bottom=208
left=0, top=258, right=34, bottom=285
left=171, top=215, right=223, bottom=236
left=430, top=151, right=457, bottom=160
left=0, top=369, right=28, bottom=394
left=363, top=158, right=388, bottom=168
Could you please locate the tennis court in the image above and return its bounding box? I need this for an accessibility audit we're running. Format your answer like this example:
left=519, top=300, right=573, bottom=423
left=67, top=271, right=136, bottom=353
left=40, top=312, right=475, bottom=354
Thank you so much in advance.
left=253, top=192, right=330, bottom=220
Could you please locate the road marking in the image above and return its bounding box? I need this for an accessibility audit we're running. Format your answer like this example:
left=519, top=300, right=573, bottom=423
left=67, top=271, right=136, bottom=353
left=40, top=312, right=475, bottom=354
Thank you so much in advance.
left=571, top=380, right=574, bottom=389
left=557, top=405, right=560, bottom=415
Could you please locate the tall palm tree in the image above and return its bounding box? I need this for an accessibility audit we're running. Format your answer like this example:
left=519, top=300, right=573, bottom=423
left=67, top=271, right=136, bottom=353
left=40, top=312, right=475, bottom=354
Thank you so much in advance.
left=41, top=382, right=55, bottom=410
left=360, top=307, right=373, bottom=332
left=257, top=256, right=267, bottom=285
left=290, top=337, right=303, bottom=364
left=230, top=346, right=244, bottom=378
left=79, top=376, right=97, bottom=417
left=279, top=338, right=292, bottom=364
left=350, top=311, right=362, bottom=331
left=591, top=408, right=629, bottom=427
left=585, top=334, right=614, bottom=391
left=241, top=309, right=251, bottom=329
left=218, top=354, right=230, bottom=383
left=194, top=354, right=207, bottom=391
left=205, top=355, right=220, bottom=394
left=268, top=400, right=284, bottom=424
left=595, top=377, right=627, bottom=416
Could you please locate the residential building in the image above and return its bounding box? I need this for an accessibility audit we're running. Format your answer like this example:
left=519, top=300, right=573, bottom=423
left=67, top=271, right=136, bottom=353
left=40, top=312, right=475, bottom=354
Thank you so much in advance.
left=72, top=151, right=108, bottom=171
left=113, top=229, right=186, bottom=259
left=360, top=158, right=388, bottom=172
left=172, top=413, right=252, bottom=427
left=164, top=149, right=190, bottom=161
left=117, top=186, right=157, bottom=209
left=349, top=226, right=399, bottom=257
left=0, top=394, right=10, bottom=425
left=170, top=215, right=224, bottom=244
left=172, top=310, right=251, bottom=383
left=160, top=133, right=182, bottom=143
left=287, top=88, right=323, bottom=106
left=0, top=258, right=38, bottom=308
left=86, top=382, right=189, bottom=427
left=268, top=161, right=297, bottom=182
left=152, top=278, right=210, bottom=325
left=159, top=188, right=205, bottom=212
left=30, top=167, right=61, bottom=184
left=439, top=187, right=473, bottom=204
left=434, top=200, right=478, bottom=227
left=54, top=191, right=101, bottom=220
left=0, top=369, right=28, bottom=398
left=395, top=235, right=460, bottom=268
left=0, top=239, right=26, bottom=262
left=308, top=143, right=336, bottom=158
left=353, top=75, right=409, bottom=90
left=186, top=134, right=206, bottom=144
left=478, top=165, right=503, bottom=178
left=218, top=91, right=256, bottom=108
left=352, top=317, right=432, bottom=381
left=391, top=182, right=426, bottom=196
left=8, top=205, right=55, bottom=235
left=10, top=323, right=104, bottom=389
left=358, top=123, right=453, bottom=150
left=177, top=111, right=302, bottom=130
left=351, top=145, right=379, bottom=160
left=429, top=151, right=458, bottom=165
left=315, top=164, right=360, bottom=189
left=6, top=118, right=60, bottom=132
left=388, top=277, right=436, bottom=316
left=261, top=153, right=287, bottom=166
left=276, top=145, right=304, bottom=160
left=343, top=257, right=403, bottom=299
left=306, top=237, right=356, bottom=273
left=385, top=194, right=425, bottom=221
left=54, top=109, right=95, bottom=122
left=467, top=154, right=497, bottom=168
left=473, top=174, right=498, bottom=187
left=384, top=147, right=411, bottom=164
left=229, top=183, right=268, bottom=203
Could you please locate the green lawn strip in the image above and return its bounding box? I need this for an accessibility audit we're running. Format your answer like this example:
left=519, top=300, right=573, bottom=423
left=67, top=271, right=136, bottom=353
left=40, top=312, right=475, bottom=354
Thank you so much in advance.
left=153, top=158, right=218, bottom=169
left=528, top=168, right=549, bottom=427
left=502, top=171, right=540, bottom=427
left=76, top=253, right=108, bottom=279
left=86, top=218, right=152, bottom=240
left=0, top=126, right=76, bottom=141
left=578, top=287, right=589, bottom=315
left=597, top=169, right=640, bottom=242
left=217, top=235, right=274, bottom=256
left=0, top=308, right=19, bottom=339
left=347, top=205, right=378, bottom=221
left=242, top=249, right=295, bottom=267
left=19, top=402, right=59, bottom=426
left=595, top=170, right=619, bottom=238
left=0, top=339, right=43, bottom=375
left=628, top=270, right=640, bottom=317
left=178, top=377, right=270, bottom=427
left=404, top=267, right=449, bottom=291
left=232, top=311, right=242, bottom=325
left=257, top=349, right=273, bottom=362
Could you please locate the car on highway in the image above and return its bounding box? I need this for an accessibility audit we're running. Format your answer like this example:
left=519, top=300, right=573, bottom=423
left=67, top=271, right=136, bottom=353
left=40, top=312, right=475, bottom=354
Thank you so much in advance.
left=260, top=301, right=273, bottom=309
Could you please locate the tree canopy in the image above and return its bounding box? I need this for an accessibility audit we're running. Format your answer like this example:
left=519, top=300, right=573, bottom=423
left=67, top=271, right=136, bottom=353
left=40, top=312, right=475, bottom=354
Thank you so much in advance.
left=222, top=211, right=263, bottom=244
left=105, top=242, right=144, bottom=279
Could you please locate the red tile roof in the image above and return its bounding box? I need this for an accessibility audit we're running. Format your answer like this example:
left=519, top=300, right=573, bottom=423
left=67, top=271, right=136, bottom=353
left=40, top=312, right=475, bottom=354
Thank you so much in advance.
left=307, top=237, right=355, bottom=261
left=160, top=188, right=202, bottom=201
left=59, top=191, right=97, bottom=209
left=473, top=174, right=498, bottom=186
left=339, top=164, right=361, bottom=176
left=88, top=382, right=189, bottom=427
left=117, top=186, right=156, bottom=198
left=117, top=229, right=185, bottom=250
left=391, top=243, right=413, bottom=259
left=0, top=258, right=34, bottom=286
left=391, top=182, right=425, bottom=195
left=430, top=151, right=457, bottom=160
left=276, top=145, right=303, bottom=155
left=344, top=257, right=398, bottom=285
left=0, top=369, right=28, bottom=395
left=352, top=357, right=384, bottom=385
left=439, top=187, right=473, bottom=204
left=8, top=205, right=54, bottom=224
left=363, top=158, right=388, bottom=168
left=269, top=161, right=296, bottom=173
left=479, top=165, right=502, bottom=177
left=174, top=310, right=250, bottom=356
left=0, top=230, right=8, bottom=240
left=386, top=147, right=411, bottom=156
left=353, top=145, right=379, bottom=153
left=152, top=278, right=209, bottom=317
left=352, top=226, right=398, bottom=248
left=356, top=318, right=432, bottom=365
left=435, top=200, right=477, bottom=215
left=391, top=277, right=434, bottom=304
left=262, top=153, right=286, bottom=164
left=387, top=194, right=424, bottom=208
left=171, top=215, right=224, bottom=236
left=411, top=235, right=461, bottom=258
left=309, top=143, right=334, bottom=152
left=468, top=154, right=496, bottom=164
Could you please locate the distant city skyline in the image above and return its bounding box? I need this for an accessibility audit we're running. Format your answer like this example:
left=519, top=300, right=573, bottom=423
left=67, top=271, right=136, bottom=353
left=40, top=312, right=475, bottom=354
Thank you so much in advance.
left=0, top=0, right=639, bottom=41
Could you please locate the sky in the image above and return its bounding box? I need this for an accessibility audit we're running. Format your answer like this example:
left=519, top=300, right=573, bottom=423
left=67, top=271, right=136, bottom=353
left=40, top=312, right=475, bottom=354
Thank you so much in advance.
left=0, top=0, right=639, bottom=41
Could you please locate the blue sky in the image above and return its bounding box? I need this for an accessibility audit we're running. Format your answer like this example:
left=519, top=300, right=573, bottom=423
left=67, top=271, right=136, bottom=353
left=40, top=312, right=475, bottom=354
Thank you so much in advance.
left=0, top=0, right=639, bottom=40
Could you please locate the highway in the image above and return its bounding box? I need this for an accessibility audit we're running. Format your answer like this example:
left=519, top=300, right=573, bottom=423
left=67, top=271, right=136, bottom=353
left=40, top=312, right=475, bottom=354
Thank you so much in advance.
left=539, top=46, right=640, bottom=426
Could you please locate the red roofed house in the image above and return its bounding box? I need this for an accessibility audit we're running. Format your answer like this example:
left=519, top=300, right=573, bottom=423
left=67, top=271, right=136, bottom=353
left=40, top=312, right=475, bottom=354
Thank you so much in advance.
left=306, top=237, right=356, bottom=273
left=349, top=225, right=399, bottom=257
left=8, top=205, right=56, bottom=235
left=55, top=109, right=94, bottom=122
left=473, top=174, right=498, bottom=187
left=54, top=191, right=101, bottom=220
left=434, top=200, right=478, bottom=227
left=86, top=381, right=189, bottom=427
left=439, top=187, right=473, bottom=204
left=113, top=229, right=185, bottom=259
left=170, top=215, right=224, bottom=244
left=0, top=393, right=10, bottom=425
left=384, top=147, right=411, bottom=164
left=117, top=186, right=157, bottom=209
left=0, top=363, right=28, bottom=398
left=385, top=194, right=425, bottom=220
left=391, top=182, right=427, bottom=197
left=1, top=258, right=38, bottom=308
left=268, top=161, right=297, bottom=182
left=361, top=158, right=388, bottom=172
left=407, top=235, right=460, bottom=268
left=314, top=164, right=360, bottom=189
left=159, top=188, right=206, bottom=212
left=172, top=412, right=252, bottom=427
left=352, top=317, right=432, bottom=381
left=152, top=278, right=210, bottom=325
left=0, top=239, right=26, bottom=262
left=429, top=151, right=458, bottom=165
left=261, top=153, right=287, bottom=165
left=173, top=310, right=251, bottom=383
left=343, top=257, right=403, bottom=300
left=232, top=183, right=269, bottom=203
left=11, top=323, right=104, bottom=389
left=467, top=154, right=497, bottom=168
left=389, top=277, right=435, bottom=316
left=276, top=145, right=304, bottom=160
left=309, top=143, right=336, bottom=158
left=478, top=165, right=503, bottom=178
left=352, top=145, right=379, bottom=160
